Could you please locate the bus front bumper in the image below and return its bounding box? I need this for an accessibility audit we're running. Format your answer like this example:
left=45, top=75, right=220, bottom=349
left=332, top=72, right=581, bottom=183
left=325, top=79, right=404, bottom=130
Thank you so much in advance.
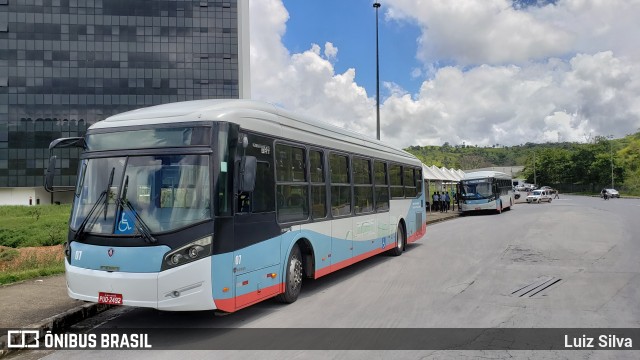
left=65, top=257, right=215, bottom=311
left=460, top=201, right=497, bottom=212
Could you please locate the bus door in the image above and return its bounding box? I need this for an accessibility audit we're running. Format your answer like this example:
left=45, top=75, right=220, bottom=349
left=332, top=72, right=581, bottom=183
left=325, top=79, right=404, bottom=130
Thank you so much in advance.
left=232, top=133, right=281, bottom=308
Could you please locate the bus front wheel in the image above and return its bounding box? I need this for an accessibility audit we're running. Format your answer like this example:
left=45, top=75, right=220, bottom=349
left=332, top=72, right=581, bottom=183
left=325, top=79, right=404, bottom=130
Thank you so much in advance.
left=276, top=244, right=303, bottom=303
left=389, top=224, right=405, bottom=257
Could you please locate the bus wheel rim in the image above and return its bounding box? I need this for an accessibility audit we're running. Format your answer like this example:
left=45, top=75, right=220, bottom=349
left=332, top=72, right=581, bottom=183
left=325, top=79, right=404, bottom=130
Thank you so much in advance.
left=289, top=257, right=302, bottom=290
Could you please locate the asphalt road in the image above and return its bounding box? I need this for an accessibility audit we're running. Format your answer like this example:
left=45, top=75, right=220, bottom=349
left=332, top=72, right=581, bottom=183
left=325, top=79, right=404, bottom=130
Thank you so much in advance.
left=12, top=195, right=640, bottom=359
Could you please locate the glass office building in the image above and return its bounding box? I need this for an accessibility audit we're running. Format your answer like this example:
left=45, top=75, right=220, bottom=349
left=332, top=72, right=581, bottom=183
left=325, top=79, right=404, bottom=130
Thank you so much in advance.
left=0, top=0, right=250, bottom=204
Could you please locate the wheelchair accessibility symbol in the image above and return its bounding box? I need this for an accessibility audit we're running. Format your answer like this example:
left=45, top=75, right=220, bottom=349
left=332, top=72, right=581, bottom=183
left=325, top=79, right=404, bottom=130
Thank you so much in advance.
left=114, top=210, right=135, bottom=235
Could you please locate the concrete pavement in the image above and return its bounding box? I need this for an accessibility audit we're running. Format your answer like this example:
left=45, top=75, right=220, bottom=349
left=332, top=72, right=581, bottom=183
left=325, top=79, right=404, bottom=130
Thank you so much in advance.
left=0, top=210, right=459, bottom=357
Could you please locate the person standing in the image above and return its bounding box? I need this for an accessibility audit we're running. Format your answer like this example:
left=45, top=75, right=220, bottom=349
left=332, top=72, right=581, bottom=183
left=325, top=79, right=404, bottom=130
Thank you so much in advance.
left=432, top=192, right=439, bottom=212
left=444, top=192, right=450, bottom=212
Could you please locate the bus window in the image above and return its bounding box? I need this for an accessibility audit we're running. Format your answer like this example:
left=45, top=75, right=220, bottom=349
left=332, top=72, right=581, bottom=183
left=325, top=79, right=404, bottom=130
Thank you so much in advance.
left=374, top=161, right=389, bottom=211
left=390, top=164, right=404, bottom=198
left=404, top=167, right=417, bottom=198
left=330, top=153, right=351, bottom=217
left=415, top=168, right=423, bottom=195
left=276, top=144, right=308, bottom=223
left=353, top=157, right=373, bottom=214
left=310, top=150, right=327, bottom=219
left=216, top=124, right=232, bottom=216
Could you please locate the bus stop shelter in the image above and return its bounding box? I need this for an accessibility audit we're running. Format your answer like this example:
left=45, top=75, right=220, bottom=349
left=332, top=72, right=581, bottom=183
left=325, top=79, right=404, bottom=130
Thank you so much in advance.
left=422, top=164, right=465, bottom=212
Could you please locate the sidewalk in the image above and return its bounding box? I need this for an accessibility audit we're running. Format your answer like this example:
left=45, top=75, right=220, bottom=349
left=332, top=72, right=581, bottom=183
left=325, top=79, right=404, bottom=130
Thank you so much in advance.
left=0, top=276, right=112, bottom=357
left=425, top=208, right=461, bottom=224
left=0, top=211, right=458, bottom=357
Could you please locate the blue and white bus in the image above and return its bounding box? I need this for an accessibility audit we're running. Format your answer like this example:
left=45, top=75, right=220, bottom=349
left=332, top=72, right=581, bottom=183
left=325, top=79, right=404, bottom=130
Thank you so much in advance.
left=458, top=171, right=514, bottom=215
left=45, top=100, right=427, bottom=312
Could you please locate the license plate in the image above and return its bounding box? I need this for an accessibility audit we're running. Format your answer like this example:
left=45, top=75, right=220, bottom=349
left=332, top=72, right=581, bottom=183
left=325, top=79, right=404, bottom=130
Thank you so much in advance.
left=98, top=292, right=123, bottom=305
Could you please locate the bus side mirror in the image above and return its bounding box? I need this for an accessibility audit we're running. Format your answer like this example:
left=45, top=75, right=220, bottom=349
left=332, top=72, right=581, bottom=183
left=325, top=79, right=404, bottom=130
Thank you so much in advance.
left=44, top=136, right=85, bottom=193
left=238, top=156, right=257, bottom=193
left=44, top=156, right=57, bottom=192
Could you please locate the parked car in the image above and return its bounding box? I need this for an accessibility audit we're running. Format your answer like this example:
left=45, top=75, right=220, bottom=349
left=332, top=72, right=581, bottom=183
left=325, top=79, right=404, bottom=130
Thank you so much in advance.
left=601, top=188, right=620, bottom=198
left=526, top=189, right=553, bottom=203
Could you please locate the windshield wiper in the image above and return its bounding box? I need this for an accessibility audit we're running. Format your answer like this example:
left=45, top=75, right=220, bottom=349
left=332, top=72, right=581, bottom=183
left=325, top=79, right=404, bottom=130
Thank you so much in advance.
left=117, top=176, right=157, bottom=244
left=73, top=190, right=106, bottom=241
left=74, top=168, right=115, bottom=241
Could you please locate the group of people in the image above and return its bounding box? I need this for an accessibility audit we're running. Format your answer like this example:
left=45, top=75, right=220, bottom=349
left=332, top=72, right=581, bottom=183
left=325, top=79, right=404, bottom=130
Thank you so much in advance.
left=430, top=191, right=455, bottom=212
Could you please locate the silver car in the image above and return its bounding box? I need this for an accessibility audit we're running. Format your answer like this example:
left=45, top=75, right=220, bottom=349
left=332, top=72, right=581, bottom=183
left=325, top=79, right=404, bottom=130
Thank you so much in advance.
left=601, top=188, right=620, bottom=198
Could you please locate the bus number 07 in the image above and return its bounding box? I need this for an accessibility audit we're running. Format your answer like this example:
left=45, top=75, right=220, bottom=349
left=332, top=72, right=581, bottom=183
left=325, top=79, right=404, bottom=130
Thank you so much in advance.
left=234, top=255, right=241, bottom=265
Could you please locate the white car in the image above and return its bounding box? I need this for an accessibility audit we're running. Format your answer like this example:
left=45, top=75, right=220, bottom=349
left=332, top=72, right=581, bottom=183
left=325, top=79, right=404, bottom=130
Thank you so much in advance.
left=526, top=189, right=553, bottom=203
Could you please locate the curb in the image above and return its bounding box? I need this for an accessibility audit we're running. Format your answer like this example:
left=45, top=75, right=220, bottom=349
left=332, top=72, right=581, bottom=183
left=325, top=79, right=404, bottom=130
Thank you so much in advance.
left=426, top=214, right=460, bottom=225
left=0, top=303, right=112, bottom=358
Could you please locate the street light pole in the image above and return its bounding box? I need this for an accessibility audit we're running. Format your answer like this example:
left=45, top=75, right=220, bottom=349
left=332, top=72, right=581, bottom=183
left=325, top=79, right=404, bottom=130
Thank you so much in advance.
left=608, top=135, right=614, bottom=189
left=533, top=151, right=537, bottom=187
left=373, top=2, right=381, bottom=140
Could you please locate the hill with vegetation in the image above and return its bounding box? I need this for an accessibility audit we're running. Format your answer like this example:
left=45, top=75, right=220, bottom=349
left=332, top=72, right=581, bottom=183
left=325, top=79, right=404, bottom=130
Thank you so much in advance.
left=405, top=131, right=640, bottom=196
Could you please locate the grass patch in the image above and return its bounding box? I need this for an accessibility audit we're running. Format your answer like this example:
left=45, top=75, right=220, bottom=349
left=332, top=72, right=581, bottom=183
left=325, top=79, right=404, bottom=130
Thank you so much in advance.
left=0, top=204, right=71, bottom=248
left=0, top=205, right=70, bottom=285
left=0, top=245, right=65, bottom=285
left=0, top=263, right=65, bottom=285
left=0, top=247, right=19, bottom=262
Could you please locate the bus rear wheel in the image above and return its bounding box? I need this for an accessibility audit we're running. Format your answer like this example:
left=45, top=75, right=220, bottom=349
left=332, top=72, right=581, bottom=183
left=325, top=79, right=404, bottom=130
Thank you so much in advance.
left=389, top=224, right=405, bottom=256
left=276, top=244, right=303, bottom=303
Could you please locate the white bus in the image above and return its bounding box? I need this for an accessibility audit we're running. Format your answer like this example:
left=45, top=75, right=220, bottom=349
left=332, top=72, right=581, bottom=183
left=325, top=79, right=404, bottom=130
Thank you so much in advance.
left=458, top=171, right=514, bottom=215
left=45, top=99, right=427, bottom=312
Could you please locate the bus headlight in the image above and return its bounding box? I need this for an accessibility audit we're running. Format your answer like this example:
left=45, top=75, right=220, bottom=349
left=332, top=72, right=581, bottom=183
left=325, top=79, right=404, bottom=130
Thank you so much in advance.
left=162, top=235, right=212, bottom=271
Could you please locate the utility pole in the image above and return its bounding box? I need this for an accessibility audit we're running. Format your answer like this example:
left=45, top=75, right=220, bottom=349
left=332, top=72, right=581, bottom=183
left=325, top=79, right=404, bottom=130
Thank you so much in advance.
left=373, top=2, right=381, bottom=140
left=608, top=135, right=614, bottom=189
left=533, top=151, right=537, bottom=187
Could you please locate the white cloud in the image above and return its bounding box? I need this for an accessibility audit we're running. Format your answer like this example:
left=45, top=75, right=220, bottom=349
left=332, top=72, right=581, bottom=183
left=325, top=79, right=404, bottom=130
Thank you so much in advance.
left=324, top=42, right=338, bottom=61
left=386, top=0, right=573, bottom=65
left=380, top=52, right=640, bottom=147
left=250, top=0, right=640, bottom=149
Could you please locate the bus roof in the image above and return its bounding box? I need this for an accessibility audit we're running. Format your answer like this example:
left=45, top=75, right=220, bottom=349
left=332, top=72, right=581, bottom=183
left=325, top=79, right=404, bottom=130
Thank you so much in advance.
left=89, top=99, right=420, bottom=164
left=462, top=170, right=512, bottom=181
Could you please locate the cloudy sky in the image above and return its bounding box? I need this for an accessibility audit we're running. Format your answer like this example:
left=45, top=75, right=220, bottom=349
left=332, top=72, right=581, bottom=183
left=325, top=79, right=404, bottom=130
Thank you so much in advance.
left=248, top=0, right=640, bottom=149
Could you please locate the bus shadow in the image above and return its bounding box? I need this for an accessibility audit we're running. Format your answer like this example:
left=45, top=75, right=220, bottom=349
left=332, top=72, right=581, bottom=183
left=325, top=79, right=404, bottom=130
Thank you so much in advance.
left=99, top=244, right=424, bottom=334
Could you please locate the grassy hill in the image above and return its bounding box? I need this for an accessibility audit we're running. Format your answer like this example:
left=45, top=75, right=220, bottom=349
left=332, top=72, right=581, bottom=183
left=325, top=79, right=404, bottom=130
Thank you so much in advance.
left=405, top=131, right=640, bottom=196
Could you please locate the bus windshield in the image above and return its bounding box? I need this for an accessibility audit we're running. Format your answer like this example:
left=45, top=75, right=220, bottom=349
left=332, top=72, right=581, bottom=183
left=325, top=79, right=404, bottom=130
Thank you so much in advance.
left=460, top=178, right=493, bottom=200
left=70, top=154, right=211, bottom=235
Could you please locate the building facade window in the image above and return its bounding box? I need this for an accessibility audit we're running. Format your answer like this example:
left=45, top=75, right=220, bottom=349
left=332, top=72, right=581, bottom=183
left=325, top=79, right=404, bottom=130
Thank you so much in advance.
left=0, top=0, right=243, bottom=189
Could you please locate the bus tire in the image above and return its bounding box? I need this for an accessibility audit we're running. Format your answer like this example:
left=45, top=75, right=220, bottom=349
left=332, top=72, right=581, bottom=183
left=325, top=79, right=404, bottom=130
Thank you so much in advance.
left=389, top=223, right=405, bottom=257
left=276, top=244, right=303, bottom=304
